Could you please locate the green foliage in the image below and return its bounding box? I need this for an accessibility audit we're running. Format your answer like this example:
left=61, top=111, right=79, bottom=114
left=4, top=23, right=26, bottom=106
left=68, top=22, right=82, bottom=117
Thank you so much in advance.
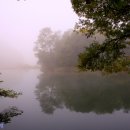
left=0, top=88, right=22, bottom=98
left=0, top=107, right=23, bottom=124
left=35, top=28, right=98, bottom=72
left=0, top=75, right=23, bottom=124
left=71, top=0, right=130, bottom=72
left=78, top=41, right=129, bottom=72
left=0, top=75, right=22, bottom=98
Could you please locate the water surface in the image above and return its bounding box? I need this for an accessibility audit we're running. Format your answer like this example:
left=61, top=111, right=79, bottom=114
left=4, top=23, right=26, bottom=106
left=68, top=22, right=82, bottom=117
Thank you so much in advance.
left=0, top=69, right=130, bottom=130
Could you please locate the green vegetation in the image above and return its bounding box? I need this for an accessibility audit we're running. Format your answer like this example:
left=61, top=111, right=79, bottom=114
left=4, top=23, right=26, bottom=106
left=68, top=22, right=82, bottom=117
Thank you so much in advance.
left=35, top=28, right=104, bottom=72
left=0, top=88, right=22, bottom=98
left=0, top=107, right=23, bottom=124
left=71, top=0, right=130, bottom=73
left=0, top=75, right=23, bottom=124
left=0, top=75, right=21, bottom=98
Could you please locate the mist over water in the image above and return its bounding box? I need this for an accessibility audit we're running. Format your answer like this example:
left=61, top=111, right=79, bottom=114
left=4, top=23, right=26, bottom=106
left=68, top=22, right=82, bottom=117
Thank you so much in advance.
left=0, top=43, right=25, bottom=69
left=0, top=1, right=130, bottom=130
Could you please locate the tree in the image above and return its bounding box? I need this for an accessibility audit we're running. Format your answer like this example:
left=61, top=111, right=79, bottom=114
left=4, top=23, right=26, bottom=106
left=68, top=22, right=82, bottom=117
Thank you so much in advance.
left=34, top=27, right=61, bottom=72
left=71, top=0, right=130, bottom=73
left=35, top=28, right=96, bottom=72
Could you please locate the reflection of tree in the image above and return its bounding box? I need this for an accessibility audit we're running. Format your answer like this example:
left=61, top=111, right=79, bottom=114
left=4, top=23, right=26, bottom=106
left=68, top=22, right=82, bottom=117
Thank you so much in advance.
left=36, top=72, right=130, bottom=114
left=0, top=107, right=23, bottom=124
left=36, top=82, right=63, bottom=114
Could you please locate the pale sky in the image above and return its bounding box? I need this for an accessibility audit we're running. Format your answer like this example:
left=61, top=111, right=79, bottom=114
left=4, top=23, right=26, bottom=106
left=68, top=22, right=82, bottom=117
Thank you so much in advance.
left=0, top=0, right=78, bottom=65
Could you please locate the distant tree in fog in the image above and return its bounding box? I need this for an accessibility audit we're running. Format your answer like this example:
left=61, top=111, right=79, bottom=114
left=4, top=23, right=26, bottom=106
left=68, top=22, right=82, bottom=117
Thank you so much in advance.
left=35, top=27, right=104, bottom=72
left=34, top=27, right=61, bottom=72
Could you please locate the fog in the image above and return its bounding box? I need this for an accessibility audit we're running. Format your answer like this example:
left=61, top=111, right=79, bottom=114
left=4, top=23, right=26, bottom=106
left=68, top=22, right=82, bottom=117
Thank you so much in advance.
left=0, top=43, right=24, bottom=69
left=34, top=28, right=104, bottom=72
left=0, top=0, right=78, bottom=68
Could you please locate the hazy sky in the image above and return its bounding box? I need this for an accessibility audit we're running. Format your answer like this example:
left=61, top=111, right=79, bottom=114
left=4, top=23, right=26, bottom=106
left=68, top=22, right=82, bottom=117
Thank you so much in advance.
left=0, top=0, right=78, bottom=65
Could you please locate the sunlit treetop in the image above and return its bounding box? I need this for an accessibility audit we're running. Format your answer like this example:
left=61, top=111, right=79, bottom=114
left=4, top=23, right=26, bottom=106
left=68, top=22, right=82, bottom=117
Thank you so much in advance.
left=71, top=0, right=130, bottom=73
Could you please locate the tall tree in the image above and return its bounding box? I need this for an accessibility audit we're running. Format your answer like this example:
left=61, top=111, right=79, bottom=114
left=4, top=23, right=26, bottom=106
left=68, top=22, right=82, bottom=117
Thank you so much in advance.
left=71, top=0, right=130, bottom=73
left=35, top=28, right=101, bottom=72
left=34, top=28, right=60, bottom=72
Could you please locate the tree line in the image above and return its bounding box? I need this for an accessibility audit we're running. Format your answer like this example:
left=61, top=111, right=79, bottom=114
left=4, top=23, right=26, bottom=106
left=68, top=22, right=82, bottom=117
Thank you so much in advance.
left=34, top=28, right=104, bottom=72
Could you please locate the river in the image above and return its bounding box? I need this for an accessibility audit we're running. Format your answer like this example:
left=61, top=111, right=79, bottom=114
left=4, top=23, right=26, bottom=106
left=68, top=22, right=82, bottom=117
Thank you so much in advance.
left=0, top=69, right=130, bottom=130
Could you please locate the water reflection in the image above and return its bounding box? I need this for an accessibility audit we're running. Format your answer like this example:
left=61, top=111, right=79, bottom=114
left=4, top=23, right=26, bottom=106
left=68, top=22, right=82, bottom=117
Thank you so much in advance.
left=36, top=72, right=130, bottom=114
left=0, top=107, right=23, bottom=124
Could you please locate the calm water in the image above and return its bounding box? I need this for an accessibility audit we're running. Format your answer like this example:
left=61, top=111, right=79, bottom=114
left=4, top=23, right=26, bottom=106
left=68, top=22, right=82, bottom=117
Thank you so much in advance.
left=0, top=69, right=130, bottom=130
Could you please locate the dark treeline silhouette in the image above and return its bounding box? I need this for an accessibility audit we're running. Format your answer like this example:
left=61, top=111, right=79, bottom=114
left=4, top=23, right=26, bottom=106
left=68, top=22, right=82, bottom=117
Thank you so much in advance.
left=34, top=28, right=104, bottom=72
left=35, top=71, right=130, bottom=114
